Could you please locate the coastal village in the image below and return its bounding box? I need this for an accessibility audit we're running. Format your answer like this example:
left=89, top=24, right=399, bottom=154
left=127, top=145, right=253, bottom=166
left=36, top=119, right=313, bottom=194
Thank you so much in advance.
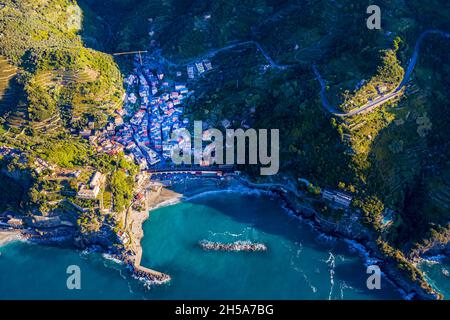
left=86, top=55, right=214, bottom=171
left=0, top=12, right=423, bottom=291
left=0, top=46, right=403, bottom=286
left=0, top=50, right=246, bottom=284
left=0, top=54, right=346, bottom=287
left=0, top=46, right=206, bottom=273
left=75, top=54, right=222, bottom=282
left=0, top=0, right=449, bottom=302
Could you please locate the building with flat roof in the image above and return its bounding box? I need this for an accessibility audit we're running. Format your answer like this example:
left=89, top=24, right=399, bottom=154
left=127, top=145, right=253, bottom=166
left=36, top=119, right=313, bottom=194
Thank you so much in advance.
left=77, top=172, right=104, bottom=200
left=322, top=189, right=353, bottom=208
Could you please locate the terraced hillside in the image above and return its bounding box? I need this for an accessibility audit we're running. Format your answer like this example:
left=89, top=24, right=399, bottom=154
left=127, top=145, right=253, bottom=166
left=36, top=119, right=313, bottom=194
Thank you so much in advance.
left=0, top=0, right=124, bottom=135
left=33, top=68, right=99, bottom=87
left=25, top=66, right=104, bottom=135
left=0, top=55, right=19, bottom=113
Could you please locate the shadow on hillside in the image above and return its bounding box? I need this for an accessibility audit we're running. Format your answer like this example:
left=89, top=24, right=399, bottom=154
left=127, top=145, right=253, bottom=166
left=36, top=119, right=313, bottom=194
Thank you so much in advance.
left=77, top=0, right=115, bottom=52
left=0, top=71, right=20, bottom=118
left=77, top=0, right=154, bottom=54
left=364, top=96, right=449, bottom=249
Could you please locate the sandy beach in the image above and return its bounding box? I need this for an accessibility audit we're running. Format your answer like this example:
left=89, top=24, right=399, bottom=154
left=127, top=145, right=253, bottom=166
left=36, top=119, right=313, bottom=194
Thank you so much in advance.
left=0, top=230, right=22, bottom=247
left=124, top=177, right=226, bottom=283
left=127, top=181, right=183, bottom=269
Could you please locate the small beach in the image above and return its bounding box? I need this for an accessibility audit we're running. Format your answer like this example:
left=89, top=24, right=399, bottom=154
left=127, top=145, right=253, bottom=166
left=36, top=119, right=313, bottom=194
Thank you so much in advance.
left=0, top=230, right=22, bottom=247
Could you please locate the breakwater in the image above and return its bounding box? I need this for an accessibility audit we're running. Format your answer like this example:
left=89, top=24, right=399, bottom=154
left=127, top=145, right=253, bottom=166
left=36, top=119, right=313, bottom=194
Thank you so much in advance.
left=199, top=240, right=267, bottom=252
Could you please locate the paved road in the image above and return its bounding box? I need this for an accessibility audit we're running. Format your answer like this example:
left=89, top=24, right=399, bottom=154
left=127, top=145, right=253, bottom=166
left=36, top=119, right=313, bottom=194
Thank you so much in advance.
left=157, top=40, right=291, bottom=70
left=399, top=30, right=450, bottom=88
left=153, top=29, right=449, bottom=118
left=314, top=29, right=450, bottom=117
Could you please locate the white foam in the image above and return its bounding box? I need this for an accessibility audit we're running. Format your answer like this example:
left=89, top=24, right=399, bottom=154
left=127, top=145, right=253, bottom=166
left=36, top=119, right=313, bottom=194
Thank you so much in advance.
left=132, top=274, right=171, bottom=289
left=326, top=252, right=336, bottom=300
left=182, top=185, right=271, bottom=203
left=102, top=253, right=123, bottom=265
left=421, top=255, right=446, bottom=264
left=149, top=197, right=182, bottom=211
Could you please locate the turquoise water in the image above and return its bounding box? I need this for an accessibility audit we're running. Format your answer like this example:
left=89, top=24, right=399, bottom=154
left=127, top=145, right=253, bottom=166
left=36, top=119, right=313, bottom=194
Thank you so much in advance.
left=0, top=242, right=146, bottom=299
left=139, top=190, right=401, bottom=299
left=0, top=189, right=403, bottom=299
left=419, top=257, right=450, bottom=299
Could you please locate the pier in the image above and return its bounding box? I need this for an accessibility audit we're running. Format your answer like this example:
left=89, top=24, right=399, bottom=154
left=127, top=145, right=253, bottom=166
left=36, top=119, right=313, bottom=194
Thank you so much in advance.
left=126, top=179, right=172, bottom=285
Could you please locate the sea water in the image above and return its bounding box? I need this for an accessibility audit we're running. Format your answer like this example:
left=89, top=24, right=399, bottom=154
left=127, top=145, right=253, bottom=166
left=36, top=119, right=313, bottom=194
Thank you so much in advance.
left=418, top=256, right=450, bottom=298
left=0, top=190, right=405, bottom=299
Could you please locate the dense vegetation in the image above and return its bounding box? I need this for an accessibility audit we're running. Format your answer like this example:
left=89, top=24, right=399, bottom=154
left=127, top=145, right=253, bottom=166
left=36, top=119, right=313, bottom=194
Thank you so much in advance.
left=0, top=0, right=124, bottom=129
left=0, top=0, right=128, bottom=229
left=110, top=170, right=134, bottom=212
left=0, top=171, right=30, bottom=212
left=340, top=37, right=404, bottom=112
left=94, top=1, right=449, bottom=290
left=0, top=0, right=449, bottom=295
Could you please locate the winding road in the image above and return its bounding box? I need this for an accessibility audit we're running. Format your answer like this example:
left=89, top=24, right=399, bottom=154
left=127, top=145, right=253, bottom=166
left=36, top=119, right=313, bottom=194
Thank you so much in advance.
left=156, top=40, right=291, bottom=70
left=314, top=29, right=450, bottom=117
left=154, top=29, right=449, bottom=118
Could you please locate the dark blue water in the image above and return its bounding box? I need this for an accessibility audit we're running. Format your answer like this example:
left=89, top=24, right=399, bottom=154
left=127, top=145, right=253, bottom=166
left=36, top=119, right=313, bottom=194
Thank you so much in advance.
left=0, top=190, right=404, bottom=299
left=418, top=257, right=450, bottom=299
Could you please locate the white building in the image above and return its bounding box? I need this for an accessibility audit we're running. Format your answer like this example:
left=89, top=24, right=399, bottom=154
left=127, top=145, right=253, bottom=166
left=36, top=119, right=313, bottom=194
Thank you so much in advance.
left=77, top=172, right=104, bottom=200
left=187, top=66, right=195, bottom=79
left=195, top=62, right=205, bottom=74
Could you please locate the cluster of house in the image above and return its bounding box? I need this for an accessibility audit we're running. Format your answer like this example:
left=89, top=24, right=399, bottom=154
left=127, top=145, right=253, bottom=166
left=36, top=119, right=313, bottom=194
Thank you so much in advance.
left=0, top=146, right=24, bottom=163
left=0, top=212, right=25, bottom=229
left=117, top=230, right=130, bottom=244
left=0, top=146, right=18, bottom=157
left=321, top=187, right=398, bottom=228
left=77, top=171, right=104, bottom=200
left=34, top=157, right=56, bottom=174
left=1, top=147, right=55, bottom=177
left=88, top=64, right=196, bottom=170
left=187, top=59, right=213, bottom=79
left=73, top=53, right=216, bottom=172
left=80, top=119, right=125, bottom=157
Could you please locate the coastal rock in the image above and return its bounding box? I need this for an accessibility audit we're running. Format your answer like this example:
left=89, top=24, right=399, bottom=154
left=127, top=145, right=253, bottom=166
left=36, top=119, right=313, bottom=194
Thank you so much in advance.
left=199, top=240, right=268, bottom=252
left=243, top=176, right=443, bottom=300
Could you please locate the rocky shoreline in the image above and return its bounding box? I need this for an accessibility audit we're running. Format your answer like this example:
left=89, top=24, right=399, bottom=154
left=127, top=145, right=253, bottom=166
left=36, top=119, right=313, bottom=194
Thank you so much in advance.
left=130, top=174, right=438, bottom=298
left=0, top=174, right=445, bottom=299
left=236, top=176, right=443, bottom=300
